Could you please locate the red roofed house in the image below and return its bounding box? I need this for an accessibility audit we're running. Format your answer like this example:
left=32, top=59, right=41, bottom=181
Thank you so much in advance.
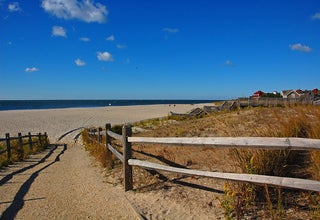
left=251, top=90, right=264, bottom=98
left=313, top=88, right=319, bottom=94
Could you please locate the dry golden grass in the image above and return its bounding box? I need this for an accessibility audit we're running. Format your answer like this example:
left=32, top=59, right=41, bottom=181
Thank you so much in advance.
left=0, top=135, right=50, bottom=168
left=82, top=130, right=108, bottom=168
left=133, top=105, right=320, bottom=219
left=83, top=105, right=320, bottom=219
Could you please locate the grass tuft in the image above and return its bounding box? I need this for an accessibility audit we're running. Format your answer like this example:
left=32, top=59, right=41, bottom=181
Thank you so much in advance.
left=81, top=129, right=108, bottom=167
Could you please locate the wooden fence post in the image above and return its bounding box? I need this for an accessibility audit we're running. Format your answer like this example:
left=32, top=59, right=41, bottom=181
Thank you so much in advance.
left=105, top=123, right=113, bottom=169
left=122, top=124, right=133, bottom=191
left=39, top=133, right=42, bottom=146
left=98, top=127, right=102, bottom=143
left=44, top=132, right=48, bottom=145
left=18, top=132, right=24, bottom=160
left=18, top=132, right=23, bottom=146
left=28, top=132, right=33, bottom=151
left=5, top=133, right=11, bottom=162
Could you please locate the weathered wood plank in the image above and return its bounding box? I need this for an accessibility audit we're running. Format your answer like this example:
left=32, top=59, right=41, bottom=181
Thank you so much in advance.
left=107, top=130, right=122, bottom=140
left=105, top=123, right=113, bottom=169
left=128, top=137, right=320, bottom=150
left=107, top=144, right=124, bottom=163
left=128, top=159, right=320, bottom=192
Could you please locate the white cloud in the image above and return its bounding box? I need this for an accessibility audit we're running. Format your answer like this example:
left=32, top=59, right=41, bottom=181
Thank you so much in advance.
left=312, top=12, right=320, bottom=20
left=41, top=0, right=108, bottom=23
left=116, top=44, right=126, bottom=49
left=52, top=26, right=67, bottom=37
left=289, top=43, right=312, bottom=53
left=225, top=60, right=234, bottom=67
left=97, top=51, right=113, bottom=62
left=8, top=2, right=21, bottom=12
left=25, top=67, right=39, bottom=72
left=79, top=37, right=90, bottom=42
left=75, top=58, right=86, bottom=66
left=162, top=28, right=179, bottom=33
left=106, top=35, right=115, bottom=41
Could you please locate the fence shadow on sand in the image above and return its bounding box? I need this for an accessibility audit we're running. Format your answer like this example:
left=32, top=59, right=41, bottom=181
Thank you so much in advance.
left=0, top=144, right=67, bottom=220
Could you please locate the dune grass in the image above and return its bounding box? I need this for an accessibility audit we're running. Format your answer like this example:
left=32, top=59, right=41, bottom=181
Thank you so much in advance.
left=133, top=105, right=320, bottom=219
left=81, top=105, right=320, bottom=219
left=81, top=129, right=108, bottom=167
left=0, top=134, right=50, bottom=168
left=213, top=105, right=320, bottom=219
left=81, top=126, right=123, bottom=169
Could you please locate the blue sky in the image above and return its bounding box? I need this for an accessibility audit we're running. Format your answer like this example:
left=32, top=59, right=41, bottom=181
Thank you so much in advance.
left=0, top=0, right=319, bottom=100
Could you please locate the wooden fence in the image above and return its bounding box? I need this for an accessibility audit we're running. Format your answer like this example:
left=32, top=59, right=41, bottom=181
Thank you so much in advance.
left=88, top=124, right=320, bottom=192
left=237, top=97, right=315, bottom=108
left=0, top=132, right=48, bottom=162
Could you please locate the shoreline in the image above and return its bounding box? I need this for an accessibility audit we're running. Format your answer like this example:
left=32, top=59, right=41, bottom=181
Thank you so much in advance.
left=0, top=100, right=218, bottom=112
left=0, top=103, right=214, bottom=142
left=0, top=103, right=211, bottom=113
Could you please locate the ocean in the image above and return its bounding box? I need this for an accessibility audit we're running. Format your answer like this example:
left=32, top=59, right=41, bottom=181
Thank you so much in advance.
left=0, top=100, right=217, bottom=111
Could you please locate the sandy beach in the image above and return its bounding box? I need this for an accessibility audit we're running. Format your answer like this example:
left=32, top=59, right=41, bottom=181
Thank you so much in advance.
left=0, top=103, right=212, bottom=142
left=0, top=103, right=225, bottom=219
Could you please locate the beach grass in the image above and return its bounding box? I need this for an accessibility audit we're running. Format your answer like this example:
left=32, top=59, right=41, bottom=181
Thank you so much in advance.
left=82, top=104, right=320, bottom=219
left=0, top=135, right=50, bottom=168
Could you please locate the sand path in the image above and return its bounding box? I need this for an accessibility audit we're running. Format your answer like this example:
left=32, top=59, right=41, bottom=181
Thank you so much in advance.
left=0, top=143, right=141, bottom=219
left=0, top=103, right=222, bottom=219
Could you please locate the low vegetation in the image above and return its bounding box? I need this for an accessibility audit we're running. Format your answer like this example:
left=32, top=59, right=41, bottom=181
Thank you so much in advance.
left=82, top=126, right=123, bottom=168
left=82, top=104, right=320, bottom=219
left=81, top=129, right=108, bottom=167
left=0, top=134, right=50, bottom=168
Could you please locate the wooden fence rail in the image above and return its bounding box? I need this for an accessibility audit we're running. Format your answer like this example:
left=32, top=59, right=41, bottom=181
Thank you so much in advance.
left=87, top=123, right=320, bottom=192
left=0, top=132, right=48, bottom=163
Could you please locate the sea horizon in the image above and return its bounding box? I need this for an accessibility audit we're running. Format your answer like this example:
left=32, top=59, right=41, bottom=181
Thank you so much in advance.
left=0, top=99, right=220, bottom=111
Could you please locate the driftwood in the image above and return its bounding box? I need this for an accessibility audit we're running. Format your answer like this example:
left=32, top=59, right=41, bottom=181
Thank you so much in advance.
left=171, top=101, right=238, bottom=116
left=170, top=107, right=204, bottom=117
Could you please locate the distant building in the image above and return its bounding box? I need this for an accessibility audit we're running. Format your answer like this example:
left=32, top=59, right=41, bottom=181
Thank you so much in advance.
left=280, top=90, right=301, bottom=99
left=313, top=89, right=320, bottom=101
left=251, top=90, right=264, bottom=98
left=312, top=88, right=319, bottom=95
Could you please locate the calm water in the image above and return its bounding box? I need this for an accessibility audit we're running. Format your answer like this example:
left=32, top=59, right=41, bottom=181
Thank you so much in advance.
left=0, top=100, right=217, bottom=111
